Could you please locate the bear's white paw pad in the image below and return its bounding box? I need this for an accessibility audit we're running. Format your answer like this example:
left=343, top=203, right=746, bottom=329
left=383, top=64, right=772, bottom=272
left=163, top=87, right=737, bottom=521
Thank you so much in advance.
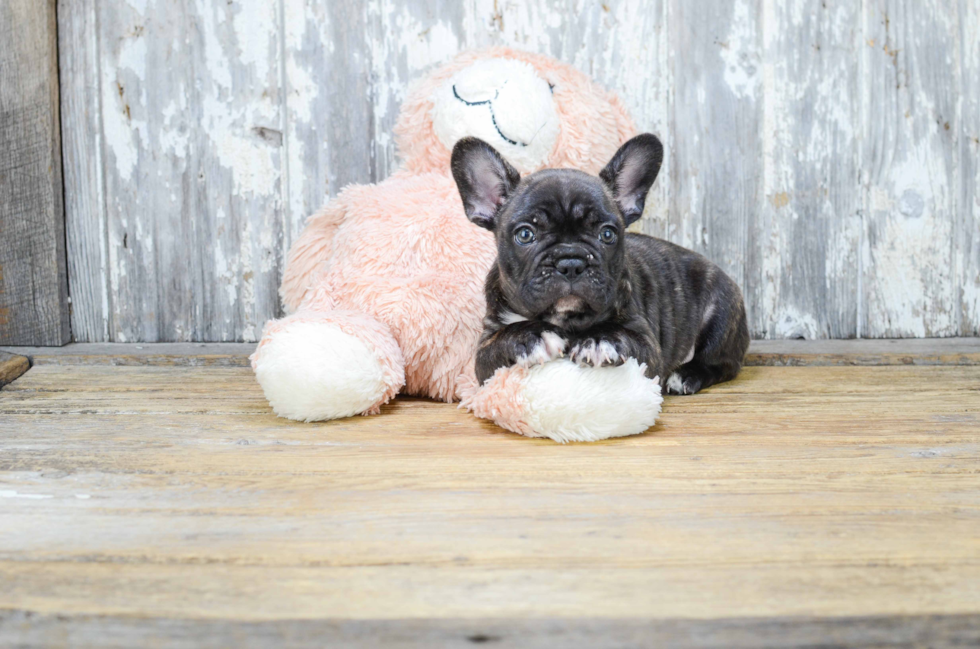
left=570, top=340, right=620, bottom=367
left=520, top=359, right=664, bottom=443
left=254, top=322, right=388, bottom=421
left=517, top=331, right=567, bottom=367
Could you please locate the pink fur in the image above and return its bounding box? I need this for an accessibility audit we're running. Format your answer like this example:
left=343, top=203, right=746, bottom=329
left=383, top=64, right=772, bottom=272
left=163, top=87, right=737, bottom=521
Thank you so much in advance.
left=254, top=48, right=637, bottom=421
left=258, top=172, right=494, bottom=405
left=457, top=365, right=534, bottom=436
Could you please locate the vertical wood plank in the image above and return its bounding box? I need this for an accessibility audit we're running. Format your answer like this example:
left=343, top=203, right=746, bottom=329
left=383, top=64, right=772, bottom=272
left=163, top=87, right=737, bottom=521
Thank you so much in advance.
left=281, top=0, right=464, bottom=256
left=280, top=0, right=373, bottom=258
left=59, top=0, right=111, bottom=342
left=92, top=0, right=284, bottom=342
left=757, top=2, right=862, bottom=339
left=367, top=0, right=467, bottom=181
left=960, top=0, right=980, bottom=335
left=599, top=0, right=672, bottom=241
left=861, top=0, right=959, bottom=337
left=669, top=0, right=763, bottom=330
left=280, top=0, right=341, bottom=255
left=315, top=0, right=374, bottom=192
left=0, top=0, right=70, bottom=346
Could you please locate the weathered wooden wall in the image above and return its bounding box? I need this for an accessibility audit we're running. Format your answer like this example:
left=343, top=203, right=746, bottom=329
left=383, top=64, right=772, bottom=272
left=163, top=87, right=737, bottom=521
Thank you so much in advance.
left=0, top=0, right=71, bottom=346
left=58, top=0, right=980, bottom=342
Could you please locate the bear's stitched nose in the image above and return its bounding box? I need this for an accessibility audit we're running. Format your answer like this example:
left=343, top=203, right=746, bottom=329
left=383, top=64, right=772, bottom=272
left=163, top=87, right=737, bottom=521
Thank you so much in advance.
left=555, top=257, right=587, bottom=278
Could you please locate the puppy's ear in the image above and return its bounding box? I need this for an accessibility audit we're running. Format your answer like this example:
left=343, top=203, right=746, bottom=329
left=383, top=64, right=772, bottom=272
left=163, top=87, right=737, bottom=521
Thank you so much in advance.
left=599, top=133, right=664, bottom=226
left=451, top=137, right=521, bottom=230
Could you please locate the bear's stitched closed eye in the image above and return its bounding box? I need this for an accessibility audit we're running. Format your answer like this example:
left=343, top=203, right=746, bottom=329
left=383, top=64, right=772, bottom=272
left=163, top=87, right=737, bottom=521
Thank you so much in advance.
left=452, top=83, right=529, bottom=148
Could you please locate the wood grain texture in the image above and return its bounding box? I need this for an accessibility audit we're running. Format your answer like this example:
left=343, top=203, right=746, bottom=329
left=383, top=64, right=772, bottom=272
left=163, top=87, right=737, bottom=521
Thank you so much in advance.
left=4, top=612, right=980, bottom=649
left=58, top=0, right=977, bottom=342
left=6, top=338, right=980, bottom=369
left=743, top=337, right=980, bottom=366
left=961, top=0, right=980, bottom=335
left=861, top=1, right=959, bottom=337
left=0, top=363, right=978, bottom=645
left=60, top=0, right=286, bottom=343
left=58, top=0, right=111, bottom=343
left=0, top=342, right=257, bottom=367
left=0, top=0, right=70, bottom=346
left=758, top=1, right=861, bottom=339
left=670, top=0, right=761, bottom=331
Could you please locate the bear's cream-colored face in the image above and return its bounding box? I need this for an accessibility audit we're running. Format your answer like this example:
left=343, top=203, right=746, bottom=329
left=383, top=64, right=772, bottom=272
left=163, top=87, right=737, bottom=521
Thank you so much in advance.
left=431, top=58, right=560, bottom=174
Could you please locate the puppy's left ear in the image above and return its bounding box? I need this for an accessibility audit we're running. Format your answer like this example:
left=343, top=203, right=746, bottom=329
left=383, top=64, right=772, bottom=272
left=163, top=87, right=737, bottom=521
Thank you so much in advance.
left=451, top=137, right=521, bottom=230
left=599, top=133, right=664, bottom=226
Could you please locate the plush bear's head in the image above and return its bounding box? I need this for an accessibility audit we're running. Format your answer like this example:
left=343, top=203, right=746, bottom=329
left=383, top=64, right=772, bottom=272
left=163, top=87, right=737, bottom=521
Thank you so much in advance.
left=394, top=48, right=636, bottom=176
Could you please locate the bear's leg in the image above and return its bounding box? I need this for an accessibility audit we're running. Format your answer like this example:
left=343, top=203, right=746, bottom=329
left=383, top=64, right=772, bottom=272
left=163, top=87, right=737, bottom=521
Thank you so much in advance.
left=459, top=359, right=663, bottom=444
left=251, top=309, right=406, bottom=421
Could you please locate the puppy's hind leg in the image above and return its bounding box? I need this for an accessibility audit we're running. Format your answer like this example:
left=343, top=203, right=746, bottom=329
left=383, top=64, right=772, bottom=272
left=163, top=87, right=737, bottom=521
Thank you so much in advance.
left=666, top=293, right=750, bottom=395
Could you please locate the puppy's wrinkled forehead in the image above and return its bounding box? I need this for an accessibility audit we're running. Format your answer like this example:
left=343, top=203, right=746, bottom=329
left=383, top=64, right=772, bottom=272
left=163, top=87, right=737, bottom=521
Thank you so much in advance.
left=504, top=169, right=618, bottom=227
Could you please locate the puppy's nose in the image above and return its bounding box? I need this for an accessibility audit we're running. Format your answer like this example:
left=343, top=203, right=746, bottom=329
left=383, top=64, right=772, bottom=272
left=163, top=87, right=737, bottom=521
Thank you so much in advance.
left=555, top=257, right=587, bottom=278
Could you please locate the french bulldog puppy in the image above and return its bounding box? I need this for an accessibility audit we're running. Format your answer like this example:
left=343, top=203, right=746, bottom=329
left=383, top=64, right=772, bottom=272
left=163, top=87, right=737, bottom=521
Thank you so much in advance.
left=451, top=133, right=749, bottom=395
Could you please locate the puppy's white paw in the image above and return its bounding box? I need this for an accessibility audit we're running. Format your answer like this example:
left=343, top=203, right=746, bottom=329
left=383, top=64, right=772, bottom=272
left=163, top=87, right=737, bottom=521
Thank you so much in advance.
left=516, top=331, right=567, bottom=367
left=569, top=339, right=621, bottom=367
left=666, top=372, right=701, bottom=395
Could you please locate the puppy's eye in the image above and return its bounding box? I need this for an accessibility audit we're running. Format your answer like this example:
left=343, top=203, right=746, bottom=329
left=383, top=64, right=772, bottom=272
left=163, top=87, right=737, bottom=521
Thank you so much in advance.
left=515, top=226, right=536, bottom=245
left=599, top=226, right=617, bottom=244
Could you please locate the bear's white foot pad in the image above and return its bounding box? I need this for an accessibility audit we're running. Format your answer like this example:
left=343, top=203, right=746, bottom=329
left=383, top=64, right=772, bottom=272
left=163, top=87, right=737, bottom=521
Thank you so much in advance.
left=253, top=322, right=389, bottom=421
left=520, top=359, right=662, bottom=443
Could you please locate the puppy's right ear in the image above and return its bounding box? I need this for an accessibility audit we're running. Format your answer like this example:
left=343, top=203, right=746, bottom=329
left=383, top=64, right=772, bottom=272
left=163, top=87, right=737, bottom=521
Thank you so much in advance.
left=451, top=137, right=521, bottom=230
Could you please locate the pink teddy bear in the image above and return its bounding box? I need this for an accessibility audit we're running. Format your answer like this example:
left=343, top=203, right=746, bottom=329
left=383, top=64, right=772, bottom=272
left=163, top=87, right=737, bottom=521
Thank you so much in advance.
left=251, top=48, right=662, bottom=442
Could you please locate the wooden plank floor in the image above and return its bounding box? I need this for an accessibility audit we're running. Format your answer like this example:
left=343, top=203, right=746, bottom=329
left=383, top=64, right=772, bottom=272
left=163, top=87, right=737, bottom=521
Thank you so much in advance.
left=1, top=343, right=979, bottom=647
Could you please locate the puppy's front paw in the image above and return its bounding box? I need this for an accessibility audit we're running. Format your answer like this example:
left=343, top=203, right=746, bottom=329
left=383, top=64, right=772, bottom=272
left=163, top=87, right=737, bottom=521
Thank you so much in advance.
left=666, top=372, right=702, bottom=395
left=515, top=330, right=567, bottom=367
left=569, top=338, right=625, bottom=367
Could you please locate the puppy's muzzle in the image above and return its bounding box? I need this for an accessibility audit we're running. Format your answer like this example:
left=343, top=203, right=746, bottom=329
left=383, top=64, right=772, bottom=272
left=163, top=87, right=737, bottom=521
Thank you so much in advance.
left=555, top=256, right=587, bottom=279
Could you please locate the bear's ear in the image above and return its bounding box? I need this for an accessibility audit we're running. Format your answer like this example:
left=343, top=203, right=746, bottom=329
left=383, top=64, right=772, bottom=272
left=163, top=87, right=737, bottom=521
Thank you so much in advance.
left=599, top=133, right=663, bottom=226
left=451, top=137, right=521, bottom=230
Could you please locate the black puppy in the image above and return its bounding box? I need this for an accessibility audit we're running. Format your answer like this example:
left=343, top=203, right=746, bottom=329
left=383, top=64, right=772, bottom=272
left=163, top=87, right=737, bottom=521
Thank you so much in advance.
left=451, top=133, right=749, bottom=394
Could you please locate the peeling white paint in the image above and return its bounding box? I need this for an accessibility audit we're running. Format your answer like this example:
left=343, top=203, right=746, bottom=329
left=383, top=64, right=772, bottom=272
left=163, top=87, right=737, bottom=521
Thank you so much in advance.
left=232, top=3, right=277, bottom=81
left=100, top=85, right=146, bottom=184
left=200, top=95, right=278, bottom=198
left=195, top=0, right=232, bottom=90
left=720, top=0, right=760, bottom=100
left=158, top=100, right=190, bottom=155
left=284, top=59, right=317, bottom=124
left=214, top=242, right=237, bottom=305
left=405, top=21, right=459, bottom=73
left=773, top=306, right=821, bottom=340
left=215, top=130, right=279, bottom=197
left=282, top=0, right=320, bottom=252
